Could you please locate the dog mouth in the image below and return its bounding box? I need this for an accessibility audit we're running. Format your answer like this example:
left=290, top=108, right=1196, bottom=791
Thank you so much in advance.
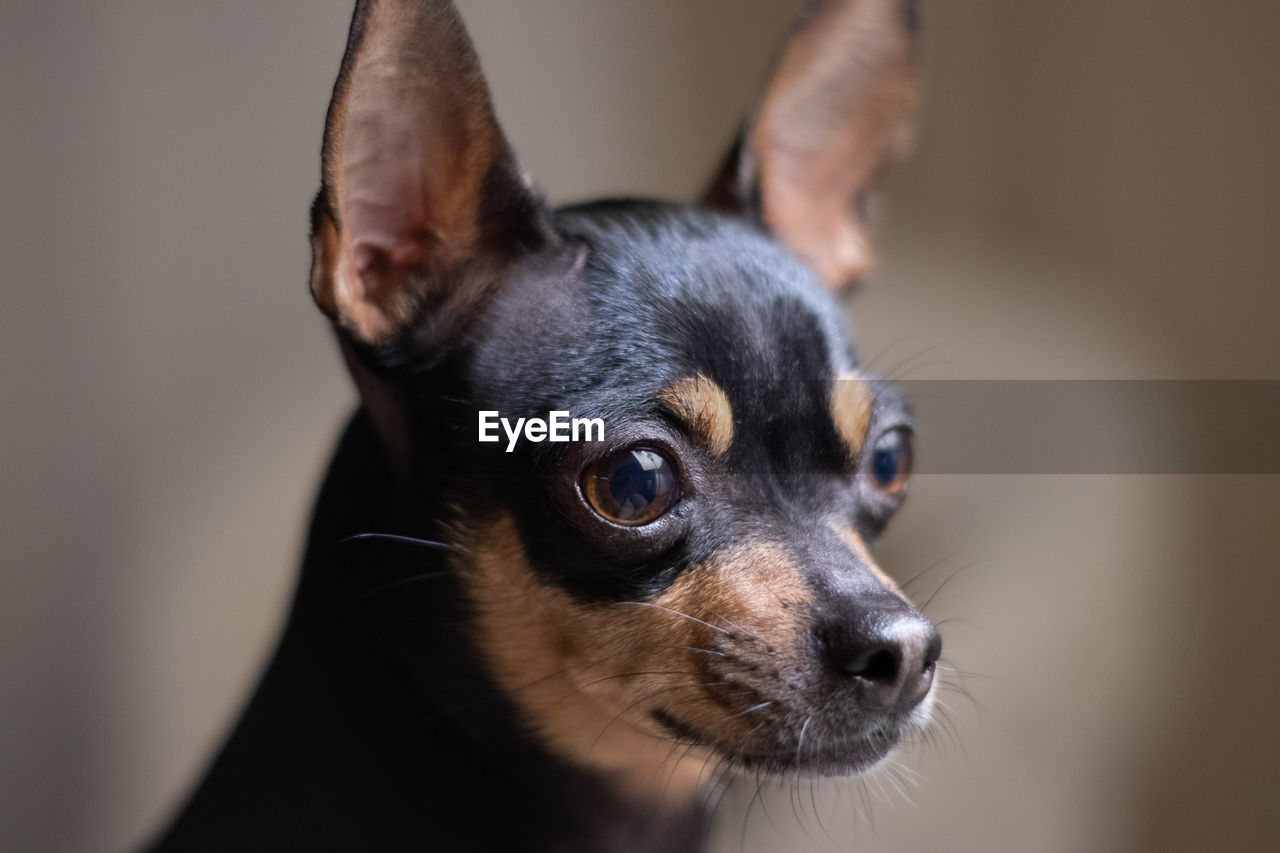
left=649, top=708, right=905, bottom=777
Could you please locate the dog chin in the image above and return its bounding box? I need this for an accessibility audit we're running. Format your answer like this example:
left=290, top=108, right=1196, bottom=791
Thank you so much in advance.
left=651, top=711, right=913, bottom=778
left=734, top=729, right=902, bottom=777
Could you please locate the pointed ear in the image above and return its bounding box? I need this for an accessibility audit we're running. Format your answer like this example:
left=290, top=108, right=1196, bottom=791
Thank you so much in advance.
left=704, top=0, right=921, bottom=291
left=310, top=0, right=551, bottom=349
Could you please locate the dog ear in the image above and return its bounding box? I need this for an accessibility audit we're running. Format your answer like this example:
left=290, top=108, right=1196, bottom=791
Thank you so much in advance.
left=704, top=0, right=921, bottom=291
left=310, top=0, right=551, bottom=350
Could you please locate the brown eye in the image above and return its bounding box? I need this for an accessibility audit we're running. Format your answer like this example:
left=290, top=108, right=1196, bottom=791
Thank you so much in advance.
left=582, top=448, right=680, bottom=526
left=870, top=428, right=913, bottom=494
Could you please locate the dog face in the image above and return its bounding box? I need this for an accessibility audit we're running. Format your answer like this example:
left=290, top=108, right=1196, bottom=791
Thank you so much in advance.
left=309, top=0, right=935, bottom=796
left=458, top=204, right=936, bottom=783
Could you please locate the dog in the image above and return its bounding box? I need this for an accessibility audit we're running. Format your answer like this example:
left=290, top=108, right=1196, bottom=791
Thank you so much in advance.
left=151, top=1, right=937, bottom=850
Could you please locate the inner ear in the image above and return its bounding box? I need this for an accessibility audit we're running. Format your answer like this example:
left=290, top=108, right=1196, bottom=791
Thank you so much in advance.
left=310, top=0, right=553, bottom=350
left=702, top=0, right=921, bottom=291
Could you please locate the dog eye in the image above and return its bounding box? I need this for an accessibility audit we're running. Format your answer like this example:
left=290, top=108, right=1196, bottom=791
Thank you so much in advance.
left=582, top=448, right=680, bottom=526
left=870, top=428, right=913, bottom=494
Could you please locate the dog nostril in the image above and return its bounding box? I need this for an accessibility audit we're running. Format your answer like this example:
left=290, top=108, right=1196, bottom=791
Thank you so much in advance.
left=851, top=647, right=902, bottom=684
left=924, top=629, right=943, bottom=669
left=822, top=630, right=904, bottom=685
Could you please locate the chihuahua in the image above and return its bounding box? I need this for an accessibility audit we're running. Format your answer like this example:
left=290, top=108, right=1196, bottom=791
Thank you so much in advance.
left=151, top=0, right=937, bottom=850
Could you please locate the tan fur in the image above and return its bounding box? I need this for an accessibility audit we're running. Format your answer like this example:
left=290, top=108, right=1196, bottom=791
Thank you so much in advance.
left=750, top=0, right=918, bottom=288
left=834, top=521, right=908, bottom=600
left=309, top=209, right=340, bottom=319
left=658, top=376, right=734, bottom=457
left=458, top=515, right=817, bottom=804
left=312, top=0, right=505, bottom=345
left=831, top=372, right=875, bottom=459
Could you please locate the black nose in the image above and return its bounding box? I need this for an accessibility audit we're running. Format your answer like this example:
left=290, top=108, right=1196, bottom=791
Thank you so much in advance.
left=817, top=601, right=941, bottom=712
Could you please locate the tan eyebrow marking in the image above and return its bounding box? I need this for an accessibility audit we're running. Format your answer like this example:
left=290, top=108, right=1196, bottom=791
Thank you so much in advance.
left=831, top=372, right=875, bottom=458
left=658, top=375, right=734, bottom=457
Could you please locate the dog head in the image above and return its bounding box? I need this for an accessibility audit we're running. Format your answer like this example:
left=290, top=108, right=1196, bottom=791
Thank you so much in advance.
left=309, top=0, right=936, bottom=798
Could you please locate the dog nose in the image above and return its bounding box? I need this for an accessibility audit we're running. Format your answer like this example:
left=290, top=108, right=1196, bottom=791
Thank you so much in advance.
left=817, top=603, right=941, bottom=712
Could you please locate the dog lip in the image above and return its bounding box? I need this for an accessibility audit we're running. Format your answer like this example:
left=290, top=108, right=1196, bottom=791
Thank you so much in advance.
left=649, top=709, right=902, bottom=776
left=650, top=709, right=708, bottom=745
left=729, top=728, right=901, bottom=777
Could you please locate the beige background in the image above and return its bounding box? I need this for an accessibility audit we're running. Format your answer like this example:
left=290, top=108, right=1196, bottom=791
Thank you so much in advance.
left=3, top=1, right=1278, bottom=851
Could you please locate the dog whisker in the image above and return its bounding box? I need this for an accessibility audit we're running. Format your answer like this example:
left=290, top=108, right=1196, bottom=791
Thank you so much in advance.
left=699, top=606, right=761, bottom=641
left=897, top=551, right=962, bottom=595
left=346, top=571, right=451, bottom=607
left=937, top=661, right=995, bottom=680
left=723, top=700, right=773, bottom=721
left=546, top=670, right=696, bottom=711
left=920, top=560, right=979, bottom=612
left=614, top=601, right=732, bottom=635
left=932, top=616, right=983, bottom=632
left=795, top=714, right=813, bottom=766
left=339, top=532, right=459, bottom=550
left=587, top=683, right=708, bottom=758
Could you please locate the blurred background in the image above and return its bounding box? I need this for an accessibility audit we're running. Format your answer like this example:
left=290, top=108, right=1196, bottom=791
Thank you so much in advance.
left=3, top=1, right=1278, bottom=850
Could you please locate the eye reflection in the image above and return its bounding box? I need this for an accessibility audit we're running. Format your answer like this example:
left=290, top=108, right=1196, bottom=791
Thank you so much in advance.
left=870, top=428, right=913, bottom=494
left=582, top=448, right=680, bottom=525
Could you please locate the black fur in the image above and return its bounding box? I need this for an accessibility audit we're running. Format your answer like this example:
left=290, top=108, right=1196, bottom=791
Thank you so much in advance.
left=150, top=408, right=705, bottom=852
left=151, top=200, right=916, bottom=852
left=153, top=0, right=933, bottom=845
